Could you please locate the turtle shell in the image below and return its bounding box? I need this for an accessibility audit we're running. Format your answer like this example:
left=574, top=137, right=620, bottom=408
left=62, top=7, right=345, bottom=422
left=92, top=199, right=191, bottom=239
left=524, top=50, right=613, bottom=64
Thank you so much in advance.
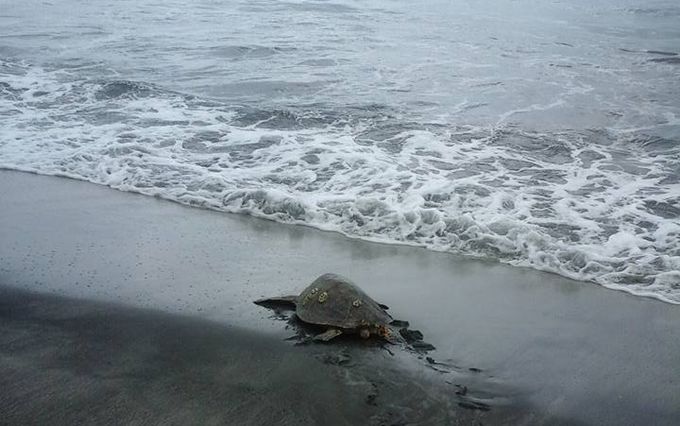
left=295, top=273, right=392, bottom=330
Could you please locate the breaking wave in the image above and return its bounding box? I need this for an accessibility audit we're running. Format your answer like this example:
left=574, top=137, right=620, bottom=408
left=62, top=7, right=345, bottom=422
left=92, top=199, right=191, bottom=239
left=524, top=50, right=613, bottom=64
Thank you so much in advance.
left=1, top=60, right=679, bottom=303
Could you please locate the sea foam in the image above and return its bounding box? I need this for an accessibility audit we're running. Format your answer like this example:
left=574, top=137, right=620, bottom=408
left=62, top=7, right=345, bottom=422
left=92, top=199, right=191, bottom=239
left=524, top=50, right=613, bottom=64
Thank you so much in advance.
left=1, top=60, right=679, bottom=303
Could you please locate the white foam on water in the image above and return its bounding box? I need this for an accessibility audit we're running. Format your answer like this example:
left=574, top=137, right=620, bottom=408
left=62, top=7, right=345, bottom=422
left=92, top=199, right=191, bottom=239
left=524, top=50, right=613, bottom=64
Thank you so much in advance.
left=1, top=61, right=679, bottom=303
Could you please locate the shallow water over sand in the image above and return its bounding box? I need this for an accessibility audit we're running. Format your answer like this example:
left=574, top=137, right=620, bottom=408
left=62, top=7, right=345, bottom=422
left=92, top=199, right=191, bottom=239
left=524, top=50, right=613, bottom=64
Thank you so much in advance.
left=2, top=171, right=680, bottom=425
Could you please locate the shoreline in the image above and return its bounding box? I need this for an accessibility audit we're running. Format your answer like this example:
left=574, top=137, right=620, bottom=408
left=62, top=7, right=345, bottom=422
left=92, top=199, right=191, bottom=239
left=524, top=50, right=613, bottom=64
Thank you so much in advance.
left=1, top=170, right=679, bottom=425
left=2, top=167, right=674, bottom=306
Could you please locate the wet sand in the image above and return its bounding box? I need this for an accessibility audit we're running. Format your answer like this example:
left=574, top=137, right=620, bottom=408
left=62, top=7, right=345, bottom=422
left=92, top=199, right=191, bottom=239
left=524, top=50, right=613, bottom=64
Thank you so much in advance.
left=1, top=286, right=514, bottom=425
left=1, top=170, right=679, bottom=425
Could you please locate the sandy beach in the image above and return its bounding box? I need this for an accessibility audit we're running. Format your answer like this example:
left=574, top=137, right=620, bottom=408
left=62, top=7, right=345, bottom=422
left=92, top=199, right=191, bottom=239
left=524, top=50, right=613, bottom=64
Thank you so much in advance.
left=1, top=170, right=679, bottom=425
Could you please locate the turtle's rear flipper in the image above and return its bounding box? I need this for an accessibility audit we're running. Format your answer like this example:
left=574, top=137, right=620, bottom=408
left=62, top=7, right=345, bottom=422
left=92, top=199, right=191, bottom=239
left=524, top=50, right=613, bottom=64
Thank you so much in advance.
left=313, top=328, right=343, bottom=342
left=254, top=295, right=298, bottom=308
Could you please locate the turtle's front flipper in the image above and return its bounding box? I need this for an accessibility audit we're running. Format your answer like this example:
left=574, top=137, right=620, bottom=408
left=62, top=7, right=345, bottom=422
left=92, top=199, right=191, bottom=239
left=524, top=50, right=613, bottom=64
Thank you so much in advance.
left=254, top=295, right=297, bottom=308
left=313, top=328, right=343, bottom=342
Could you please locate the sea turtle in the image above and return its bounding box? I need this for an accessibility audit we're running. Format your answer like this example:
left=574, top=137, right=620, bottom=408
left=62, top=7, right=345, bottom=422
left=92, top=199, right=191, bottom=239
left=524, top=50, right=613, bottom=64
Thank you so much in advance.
left=254, top=273, right=403, bottom=343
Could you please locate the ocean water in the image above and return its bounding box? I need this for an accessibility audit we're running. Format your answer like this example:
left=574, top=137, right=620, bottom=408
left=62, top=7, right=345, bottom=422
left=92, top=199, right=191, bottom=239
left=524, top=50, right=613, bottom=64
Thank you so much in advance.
left=1, top=0, right=679, bottom=303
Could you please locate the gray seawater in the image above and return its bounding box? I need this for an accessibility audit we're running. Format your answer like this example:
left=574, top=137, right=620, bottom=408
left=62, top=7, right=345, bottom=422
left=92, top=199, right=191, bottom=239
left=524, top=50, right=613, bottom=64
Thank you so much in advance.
left=1, top=0, right=679, bottom=302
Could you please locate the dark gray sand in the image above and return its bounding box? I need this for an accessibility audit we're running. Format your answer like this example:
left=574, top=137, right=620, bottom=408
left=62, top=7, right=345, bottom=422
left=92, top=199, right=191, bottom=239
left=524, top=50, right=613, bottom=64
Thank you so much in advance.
left=0, top=286, right=515, bottom=426
left=1, top=171, right=679, bottom=425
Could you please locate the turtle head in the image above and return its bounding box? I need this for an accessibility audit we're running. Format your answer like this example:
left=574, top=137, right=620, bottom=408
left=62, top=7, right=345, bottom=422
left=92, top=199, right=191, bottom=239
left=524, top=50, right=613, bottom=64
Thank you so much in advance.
left=377, top=325, right=402, bottom=345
